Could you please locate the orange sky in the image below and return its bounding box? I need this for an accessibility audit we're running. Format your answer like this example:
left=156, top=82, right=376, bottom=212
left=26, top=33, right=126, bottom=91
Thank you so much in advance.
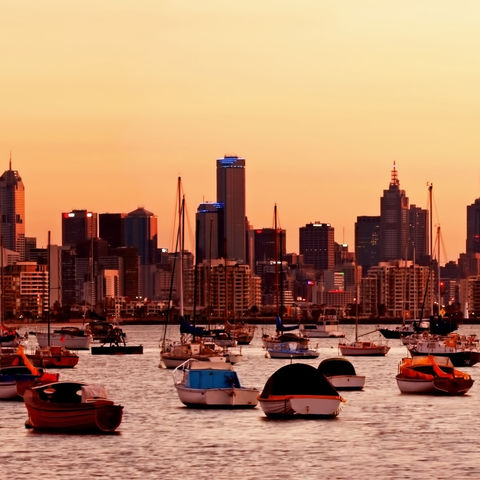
left=2, top=1, right=480, bottom=262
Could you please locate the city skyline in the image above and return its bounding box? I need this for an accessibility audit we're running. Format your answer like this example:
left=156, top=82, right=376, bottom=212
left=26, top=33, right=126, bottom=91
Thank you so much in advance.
left=3, top=2, right=480, bottom=263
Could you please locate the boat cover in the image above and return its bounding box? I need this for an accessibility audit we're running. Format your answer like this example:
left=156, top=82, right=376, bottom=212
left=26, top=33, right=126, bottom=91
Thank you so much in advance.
left=260, top=363, right=339, bottom=398
left=275, top=316, right=298, bottom=332
left=180, top=318, right=208, bottom=337
left=318, top=358, right=357, bottom=376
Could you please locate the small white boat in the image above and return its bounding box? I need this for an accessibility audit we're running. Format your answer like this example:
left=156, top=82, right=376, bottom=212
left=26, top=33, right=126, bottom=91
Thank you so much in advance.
left=258, top=363, right=345, bottom=418
left=172, top=359, right=259, bottom=408
left=317, top=357, right=365, bottom=391
left=35, top=327, right=92, bottom=350
left=267, top=341, right=319, bottom=359
left=299, top=309, right=345, bottom=338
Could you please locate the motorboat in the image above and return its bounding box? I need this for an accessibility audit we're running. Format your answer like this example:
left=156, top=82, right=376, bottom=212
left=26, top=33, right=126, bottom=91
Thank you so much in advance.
left=172, top=359, right=259, bottom=408
left=266, top=341, right=319, bottom=359
left=262, top=316, right=306, bottom=349
left=338, top=341, right=390, bottom=356
left=406, top=333, right=480, bottom=367
left=0, top=365, right=58, bottom=400
left=29, top=346, right=79, bottom=368
left=160, top=339, right=228, bottom=369
left=317, top=357, right=365, bottom=391
left=35, top=326, right=92, bottom=350
left=24, top=381, right=123, bottom=433
left=258, top=363, right=345, bottom=418
left=396, top=355, right=473, bottom=395
left=299, top=309, right=346, bottom=338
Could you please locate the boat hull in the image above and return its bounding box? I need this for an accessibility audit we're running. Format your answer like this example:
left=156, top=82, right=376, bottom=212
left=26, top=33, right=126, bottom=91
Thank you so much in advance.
left=258, top=395, right=344, bottom=418
left=338, top=342, right=390, bottom=356
left=408, top=350, right=480, bottom=367
left=36, top=332, right=92, bottom=350
left=175, top=385, right=258, bottom=408
left=327, top=375, right=366, bottom=391
left=396, top=376, right=436, bottom=394
left=24, top=385, right=123, bottom=433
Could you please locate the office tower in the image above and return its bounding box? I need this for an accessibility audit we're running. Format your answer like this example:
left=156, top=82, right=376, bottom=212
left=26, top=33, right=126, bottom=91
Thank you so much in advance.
left=355, top=216, right=380, bottom=274
left=409, top=205, right=429, bottom=264
left=0, top=161, right=25, bottom=260
left=466, top=196, right=480, bottom=254
left=196, top=202, right=224, bottom=263
left=299, top=222, right=335, bottom=271
left=124, top=208, right=157, bottom=265
left=379, top=164, right=409, bottom=261
left=99, top=213, right=126, bottom=248
left=62, top=209, right=97, bottom=247
left=216, top=155, right=246, bottom=263
left=253, top=228, right=286, bottom=267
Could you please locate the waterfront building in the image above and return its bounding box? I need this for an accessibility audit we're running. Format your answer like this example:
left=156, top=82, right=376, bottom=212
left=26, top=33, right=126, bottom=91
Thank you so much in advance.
left=379, top=164, right=409, bottom=262
left=299, top=222, right=335, bottom=271
left=0, top=161, right=25, bottom=260
left=216, top=155, right=246, bottom=263
left=62, top=210, right=97, bottom=248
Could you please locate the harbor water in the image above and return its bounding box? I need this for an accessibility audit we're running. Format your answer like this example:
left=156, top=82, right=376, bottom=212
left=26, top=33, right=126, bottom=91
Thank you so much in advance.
left=2, top=323, right=480, bottom=480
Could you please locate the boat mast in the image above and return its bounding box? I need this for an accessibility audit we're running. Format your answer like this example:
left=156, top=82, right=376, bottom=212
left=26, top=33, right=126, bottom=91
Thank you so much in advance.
left=274, top=204, right=279, bottom=316
left=47, top=231, right=51, bottom=347
left=428, top=183, right=433, bottom=317
left=437, top=225, right=441, bottom=315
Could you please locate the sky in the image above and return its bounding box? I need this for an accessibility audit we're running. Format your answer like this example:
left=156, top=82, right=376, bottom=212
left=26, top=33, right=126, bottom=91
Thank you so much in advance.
left=2, top=1, right=480, bottom=263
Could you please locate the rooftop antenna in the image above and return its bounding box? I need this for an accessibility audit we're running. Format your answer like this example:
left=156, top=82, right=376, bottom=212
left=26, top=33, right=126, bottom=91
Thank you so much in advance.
left=9, top=152, right=12, bottom=170
left=390, top=161, right=399, bottom=186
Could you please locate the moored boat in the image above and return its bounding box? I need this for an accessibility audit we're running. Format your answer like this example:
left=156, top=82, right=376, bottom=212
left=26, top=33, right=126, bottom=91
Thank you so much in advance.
left=29, top=346, right=79, bottom=369
left=396, top=355, right=473, bottom=395
left=267, top=341, right=319, bottom=359
left=338, top=341, right=390, bottom=356
left=0, top=365, right=58, bottom=400
left=317, top=357, right=365, bottom=391
left=258, top=363, right=345, bottom=418
left=172, top=359, right=259, bottom=408
left=24, top=381, right=123, bottom=433
left=35, top=327, right=92, bottom=350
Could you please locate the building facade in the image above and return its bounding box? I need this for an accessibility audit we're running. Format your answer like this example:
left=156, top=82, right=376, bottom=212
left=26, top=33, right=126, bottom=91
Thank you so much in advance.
left=299, top=222, right=335, bottom=271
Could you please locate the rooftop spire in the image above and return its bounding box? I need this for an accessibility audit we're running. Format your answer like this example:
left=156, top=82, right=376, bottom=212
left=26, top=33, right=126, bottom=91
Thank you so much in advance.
left=9, top=152, right=11, bottom=171
left=390, top=161, right=399, bottom=187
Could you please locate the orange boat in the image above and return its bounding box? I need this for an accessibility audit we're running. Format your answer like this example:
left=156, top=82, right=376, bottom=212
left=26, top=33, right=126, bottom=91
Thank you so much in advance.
left=396, top=355, right=473, bottom=395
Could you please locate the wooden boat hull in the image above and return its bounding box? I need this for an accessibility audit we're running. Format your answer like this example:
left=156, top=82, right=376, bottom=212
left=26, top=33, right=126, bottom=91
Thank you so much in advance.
left=338, top=343, right=390, bottom=356
left=24, top=385, right=123, bottom=433
left=258, top=394, right=344, bottom=418
left=175, top=385, right=258, bottom=408
left=91, top=345, right=143, bottom=355
left=327, top=375, right=366, bottom=391
left=396, top=375, right=473, bottom=395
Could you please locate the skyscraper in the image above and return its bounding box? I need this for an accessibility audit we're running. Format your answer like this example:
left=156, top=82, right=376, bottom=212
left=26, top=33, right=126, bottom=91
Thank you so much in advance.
left=124, top=207, right=157, bottom=265
left=379, top=163, right=409, bottom=261
left=466, top=196, right=480, bottom=254
left=299, top=222, right=335, bottom=271
left=0, top=160, right=25, bottom=260
left=408, top=204, right=429, bottom=264
left=216, top=155, right=246, bottom=263
left=62, top=209, right=97, bottom=247
left=196, top=202, right=224, bottom=263
left=99, top=213, right=126, bottom=248
left=355, top=215, right=380, bottom=274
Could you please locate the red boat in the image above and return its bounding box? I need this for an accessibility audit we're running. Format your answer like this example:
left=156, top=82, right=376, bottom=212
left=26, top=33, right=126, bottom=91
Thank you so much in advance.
left=24, top=382, right=124, bottom=433
left=28, top=346, right=79, bottom=368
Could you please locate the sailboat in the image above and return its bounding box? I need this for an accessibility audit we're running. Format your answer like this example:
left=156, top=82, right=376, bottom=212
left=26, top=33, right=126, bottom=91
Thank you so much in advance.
left=159, top=178, right=227, bottom=369
left=29, top=232, right=79, bottom=368
left=338, top=277, right=390, bottom=356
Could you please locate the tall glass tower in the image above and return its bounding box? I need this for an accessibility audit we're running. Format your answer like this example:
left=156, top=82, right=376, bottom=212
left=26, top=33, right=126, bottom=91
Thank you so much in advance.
left=466, top=197, right=480, bottom=254
left=0, top=159, right=25, bottom=260
left=216, top=155, right=246, bottom=263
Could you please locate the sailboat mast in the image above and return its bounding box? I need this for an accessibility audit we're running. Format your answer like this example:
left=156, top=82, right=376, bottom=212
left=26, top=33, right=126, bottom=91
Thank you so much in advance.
left=274, top=204, right=279, bottom=315
left=179, top=195, right=185, bottom=318
left=47, top=231, right=51, bottom=346
left=437, top=225, right=441, bottom=315
left=428, top=183, right=433, bottom=316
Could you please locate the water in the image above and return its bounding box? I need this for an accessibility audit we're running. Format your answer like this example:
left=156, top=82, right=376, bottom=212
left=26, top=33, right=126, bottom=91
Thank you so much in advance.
left=2, top=323, right=480, bottom=480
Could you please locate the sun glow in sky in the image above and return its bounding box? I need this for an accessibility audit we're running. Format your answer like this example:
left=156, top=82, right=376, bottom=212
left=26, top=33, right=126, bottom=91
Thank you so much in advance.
left=2, top=1, right=480, bottom=262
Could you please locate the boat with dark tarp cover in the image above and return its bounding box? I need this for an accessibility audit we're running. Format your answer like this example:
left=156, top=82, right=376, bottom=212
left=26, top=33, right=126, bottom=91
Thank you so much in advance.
left=258, top=363, right=345, bottom=418
left=317, top=357, right=365, bottom=391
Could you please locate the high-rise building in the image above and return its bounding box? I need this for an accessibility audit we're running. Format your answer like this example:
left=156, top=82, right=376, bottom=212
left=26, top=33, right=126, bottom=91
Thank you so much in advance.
left=466, top=196, right=480, bottom=255
left=408, top=204, right=429, bottom=264
left=216, top=155, right=246, bottom=263
left=299, top=222, right=335, bottom=271
left=62, top=210, right=97, bottom=247
left=124, top=208, right=157, bottom=265
left=355, top=216, right=380, bottom=274
left=379, top=164, right=409, bottom=261
left=99, top=213, right=126, bottom=248
left=253, top=228, right=286, bottom=271
left=0, top=161, right=25, bottom=260
left=196, top=202, right=224, bottom=263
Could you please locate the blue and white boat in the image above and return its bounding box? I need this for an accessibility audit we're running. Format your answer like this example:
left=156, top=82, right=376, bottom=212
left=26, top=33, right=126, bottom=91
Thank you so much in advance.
left=172, top=359, right=259, bottom=408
